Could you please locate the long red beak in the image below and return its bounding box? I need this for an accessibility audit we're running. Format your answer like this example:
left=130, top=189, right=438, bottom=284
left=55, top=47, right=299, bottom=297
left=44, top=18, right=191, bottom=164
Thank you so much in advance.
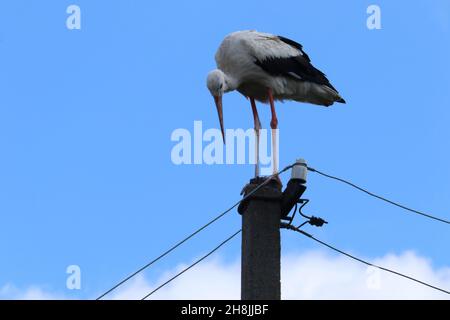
left=214, top=95, right=225, bottom=144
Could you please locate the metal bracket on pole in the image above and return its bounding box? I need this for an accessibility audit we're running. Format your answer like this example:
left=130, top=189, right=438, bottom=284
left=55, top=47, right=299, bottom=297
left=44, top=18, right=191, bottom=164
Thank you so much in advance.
left=281, top=159, right=308, bottom=219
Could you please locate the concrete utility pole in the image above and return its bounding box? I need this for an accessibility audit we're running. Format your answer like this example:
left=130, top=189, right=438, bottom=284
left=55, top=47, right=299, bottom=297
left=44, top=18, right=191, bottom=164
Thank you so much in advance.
left=239, top=178, right=283, bottom=300
left=238, top=160, right=307, bottom=300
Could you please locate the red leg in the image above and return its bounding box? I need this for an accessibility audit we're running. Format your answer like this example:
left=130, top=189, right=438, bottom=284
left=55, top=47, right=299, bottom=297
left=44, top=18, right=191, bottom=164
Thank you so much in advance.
left=250, top=98, right=261, bottom=177
left=268, top=88, right=280, bottom=181
left=268, top=88, right=278, bottom=130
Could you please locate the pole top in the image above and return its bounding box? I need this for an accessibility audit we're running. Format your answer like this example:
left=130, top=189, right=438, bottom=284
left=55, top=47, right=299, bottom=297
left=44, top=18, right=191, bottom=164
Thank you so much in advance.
left=237, top=177, right=283, bottom=215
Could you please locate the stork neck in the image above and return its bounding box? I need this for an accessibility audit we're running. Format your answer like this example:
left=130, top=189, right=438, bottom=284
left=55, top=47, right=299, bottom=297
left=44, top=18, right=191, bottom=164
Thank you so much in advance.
left=223, top=72, right=238, bottom=92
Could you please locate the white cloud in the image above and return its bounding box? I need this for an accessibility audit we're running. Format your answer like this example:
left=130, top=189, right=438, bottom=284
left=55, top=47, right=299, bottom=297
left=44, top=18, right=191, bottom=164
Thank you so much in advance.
left=2, top=250, right=449, bottom=300
left=0, top=283, right=63, bottom=300
left=110, top=258, right=240, bottom=300
left=280, top=250, right=450, bottom=300
left=111, top=250, right=450, bottom=300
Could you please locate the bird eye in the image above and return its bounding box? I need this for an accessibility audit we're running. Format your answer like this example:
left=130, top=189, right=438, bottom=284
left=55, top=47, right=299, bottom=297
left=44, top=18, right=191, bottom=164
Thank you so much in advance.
left=219, top=83, right=223, bottom=90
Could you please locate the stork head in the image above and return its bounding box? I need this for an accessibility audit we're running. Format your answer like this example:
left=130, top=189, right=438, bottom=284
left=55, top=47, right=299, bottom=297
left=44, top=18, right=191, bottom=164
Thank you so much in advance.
left=207, top=69, right=227, bottom=143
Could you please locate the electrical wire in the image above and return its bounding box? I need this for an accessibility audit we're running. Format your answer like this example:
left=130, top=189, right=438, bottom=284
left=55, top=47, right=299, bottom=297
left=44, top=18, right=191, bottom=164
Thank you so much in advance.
left=282, top=223, right=450, bottom=295
left=307, top=166, right=450, bottom=225
left=141, top=229, right=241, bottom=300
left=96, top=164, right=293, bottom=300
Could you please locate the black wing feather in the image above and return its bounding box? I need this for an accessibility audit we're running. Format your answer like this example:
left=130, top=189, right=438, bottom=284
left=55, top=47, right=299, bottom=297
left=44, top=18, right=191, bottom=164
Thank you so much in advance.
left=277, top=35, right=311, bottom=62
left=254, top=35, right=338, bottom=92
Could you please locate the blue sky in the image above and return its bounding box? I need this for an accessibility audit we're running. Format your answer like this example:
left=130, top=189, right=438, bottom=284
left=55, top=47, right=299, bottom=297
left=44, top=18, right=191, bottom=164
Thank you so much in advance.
left=0, top=1, right=449, bottom=299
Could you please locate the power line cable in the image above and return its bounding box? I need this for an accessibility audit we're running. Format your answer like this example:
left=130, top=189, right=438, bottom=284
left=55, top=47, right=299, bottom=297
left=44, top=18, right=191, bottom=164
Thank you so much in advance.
left=307, top=166, right=450, bottom=225
left=96, top=164, right=293, bottom=300
left=282, top=223, right=450, bottom=295
left=141, top=229, right=241, bottom=300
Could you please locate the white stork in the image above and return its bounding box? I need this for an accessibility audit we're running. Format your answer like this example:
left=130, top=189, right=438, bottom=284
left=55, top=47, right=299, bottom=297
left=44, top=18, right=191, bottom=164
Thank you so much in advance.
left=206, top=30, right=345, bottom=179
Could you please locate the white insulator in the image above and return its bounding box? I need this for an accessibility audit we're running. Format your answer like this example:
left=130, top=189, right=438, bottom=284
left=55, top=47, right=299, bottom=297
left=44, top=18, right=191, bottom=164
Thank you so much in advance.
left=291, top=158, right=307, bottom=184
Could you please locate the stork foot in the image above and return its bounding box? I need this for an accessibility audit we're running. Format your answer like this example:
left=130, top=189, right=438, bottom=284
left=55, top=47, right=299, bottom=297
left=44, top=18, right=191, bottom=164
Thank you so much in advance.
left=269, top=174, right=283, bottom=189
left=240, top=175, right=282, bottom=196
left=238, top=175, right=282, bottom=214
